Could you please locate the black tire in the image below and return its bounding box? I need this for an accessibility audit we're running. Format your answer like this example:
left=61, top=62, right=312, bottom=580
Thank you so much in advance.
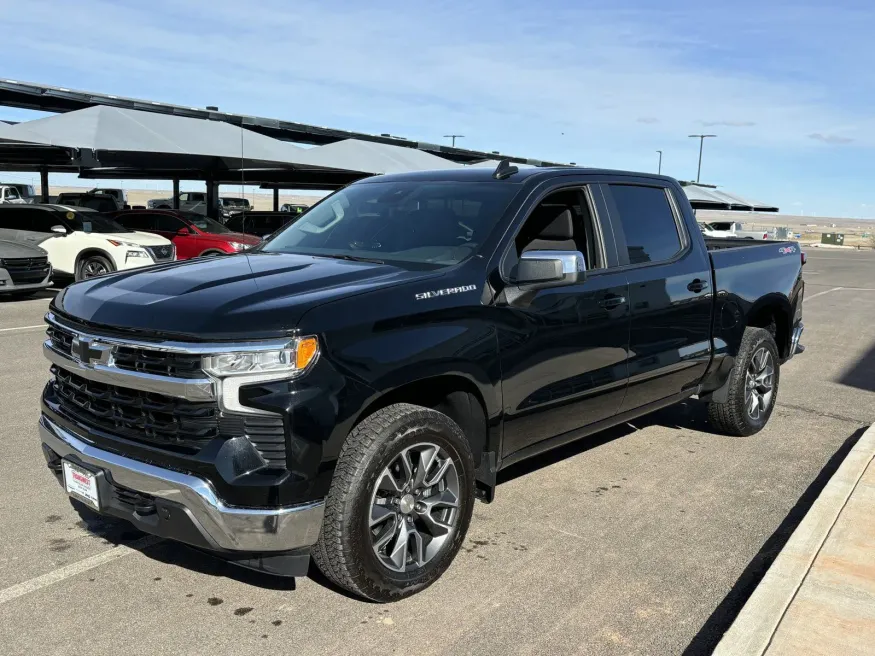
left=313, top=403, right=475, bottom=602
left=75, top=255, right=114, bottom=281
left=708, top=326, right=780, bottom=436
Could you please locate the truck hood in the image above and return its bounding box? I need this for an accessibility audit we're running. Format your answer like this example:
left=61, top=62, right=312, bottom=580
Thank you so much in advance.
left=53, top=252, right=438, bottom=340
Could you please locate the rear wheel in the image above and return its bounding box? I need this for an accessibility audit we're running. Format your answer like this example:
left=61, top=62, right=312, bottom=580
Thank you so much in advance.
left=75, top=255, right=114, bottom=281
left=313, top=403, right=475, bottom=602
left=708, top=326, right=780, bottom=436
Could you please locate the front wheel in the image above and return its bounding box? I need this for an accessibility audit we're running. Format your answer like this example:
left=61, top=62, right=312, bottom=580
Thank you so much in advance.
left=75, top=255, right=114, bottom=281
left=313, top=403, right=475, bottom=602
left=708, top=326, right=780, bottom=436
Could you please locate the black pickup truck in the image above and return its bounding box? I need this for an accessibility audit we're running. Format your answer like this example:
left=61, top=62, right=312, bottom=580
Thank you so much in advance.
left=38, top=165, right=804, bottom=601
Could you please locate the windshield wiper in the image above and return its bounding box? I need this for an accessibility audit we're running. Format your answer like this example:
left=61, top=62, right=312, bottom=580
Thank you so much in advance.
left=320, top=253, right=385, bottom=265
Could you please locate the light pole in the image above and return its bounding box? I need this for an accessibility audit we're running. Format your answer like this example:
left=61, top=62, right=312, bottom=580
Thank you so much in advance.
left=443, top=134, right=465, bottom=147
left=688, top=134, right=716, bottom=183
left=656, top=150, right=663, bottom=174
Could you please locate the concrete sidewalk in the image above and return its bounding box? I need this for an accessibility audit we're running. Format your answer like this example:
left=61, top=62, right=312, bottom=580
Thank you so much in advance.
left=714, top=425, right=875, bottom=655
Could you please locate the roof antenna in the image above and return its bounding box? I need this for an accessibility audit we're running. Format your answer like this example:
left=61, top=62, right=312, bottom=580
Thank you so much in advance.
left=493, top=159, right=519, bottom=180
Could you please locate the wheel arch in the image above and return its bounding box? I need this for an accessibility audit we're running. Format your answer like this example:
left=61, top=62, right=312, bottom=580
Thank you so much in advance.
left=745, top=294, right=792, bottom=359
left=75, top=248, right=117, bottom=275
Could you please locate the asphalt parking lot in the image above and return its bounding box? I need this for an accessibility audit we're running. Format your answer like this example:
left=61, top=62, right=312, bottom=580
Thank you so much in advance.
left=1, top=250, right=874, bottom=656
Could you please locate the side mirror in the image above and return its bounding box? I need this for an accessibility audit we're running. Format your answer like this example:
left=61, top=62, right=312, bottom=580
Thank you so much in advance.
left=177, top=227, right=190, bottom=236
left=51, top=225, right=67, bottom=235
left=513, top=250, right=586, bottom=288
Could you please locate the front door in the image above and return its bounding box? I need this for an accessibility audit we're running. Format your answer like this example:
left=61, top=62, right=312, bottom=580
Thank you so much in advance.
left=498, top=270, right=631, bottom=456
left=495, top=184, right=631, bottom=457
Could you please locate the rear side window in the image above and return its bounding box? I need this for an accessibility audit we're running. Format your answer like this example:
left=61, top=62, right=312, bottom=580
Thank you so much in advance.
left=608, top=185, right=682, bottom=265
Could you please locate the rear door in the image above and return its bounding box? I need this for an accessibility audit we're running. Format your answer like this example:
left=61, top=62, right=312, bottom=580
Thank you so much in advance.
left=602, top=182, right=713, bottom=412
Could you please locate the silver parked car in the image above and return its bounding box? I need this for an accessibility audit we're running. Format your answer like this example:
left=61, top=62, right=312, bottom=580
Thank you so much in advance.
left=0, top=239, right=52, bottom=298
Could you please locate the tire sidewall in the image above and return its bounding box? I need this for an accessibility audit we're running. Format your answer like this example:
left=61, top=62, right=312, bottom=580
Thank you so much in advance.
left=76, top=255, right=113, bottom=281
left=343, top=411, right=475, bottom=600
left=735, top=330, right=780, bottom=434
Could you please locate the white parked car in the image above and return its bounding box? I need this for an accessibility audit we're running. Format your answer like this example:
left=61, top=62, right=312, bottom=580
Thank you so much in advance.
left=699, top=221, right=776, bottom=240
left=0, top=184, right=27, bottom=205
left=0, top=205, right=175, bottom=281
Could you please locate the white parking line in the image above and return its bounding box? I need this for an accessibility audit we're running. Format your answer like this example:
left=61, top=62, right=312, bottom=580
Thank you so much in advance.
left=0, top=324, right=45, bottom=333
left=805, top=287, right=875, bottom=302
left=0, top=535, right=162, bottom=605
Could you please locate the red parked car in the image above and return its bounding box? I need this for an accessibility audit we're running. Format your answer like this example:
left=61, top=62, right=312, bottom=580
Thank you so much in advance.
left=111, top=209, right=260, bottom=259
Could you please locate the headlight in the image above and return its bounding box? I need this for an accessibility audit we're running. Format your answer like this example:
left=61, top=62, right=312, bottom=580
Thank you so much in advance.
left=108, top=239, right=139, bottom=248
left=126, top=250, right=150, bottom=258
left=228, top=241, right=248, bottom=251
left=203, top=336, right=319, bottom=378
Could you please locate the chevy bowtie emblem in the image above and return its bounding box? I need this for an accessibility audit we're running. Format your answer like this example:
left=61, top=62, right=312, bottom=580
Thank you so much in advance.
left=70, top=335, right=113, bottom=366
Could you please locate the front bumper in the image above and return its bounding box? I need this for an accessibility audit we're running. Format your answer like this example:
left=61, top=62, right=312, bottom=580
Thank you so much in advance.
left=39, top=414, right=325, bottom=554
left=0, top=266, right=52, bottom=293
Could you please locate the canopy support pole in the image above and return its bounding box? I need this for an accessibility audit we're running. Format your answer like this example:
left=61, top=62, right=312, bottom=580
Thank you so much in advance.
left=205, top=176, right=219, bottom=220
left=40, top=168, right=49, bottom=203
left=172, top=179, right=180, bottom=210
left=273, top=188, right=279, bottom=211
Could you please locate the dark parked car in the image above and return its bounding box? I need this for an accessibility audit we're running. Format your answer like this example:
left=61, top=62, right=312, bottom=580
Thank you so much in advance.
left=54, top=192, right=120, bottom=213
left=0, top=239, right=51, bottom=297
left=110, top=209, right=260, bottom=259
left=39, top=165, right=804, bottom=602
left=224, top=211, right=297, bottom=237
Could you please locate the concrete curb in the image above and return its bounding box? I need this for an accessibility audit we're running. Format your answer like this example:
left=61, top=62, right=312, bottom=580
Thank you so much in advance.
left=713, top=424, right=875, bottom=656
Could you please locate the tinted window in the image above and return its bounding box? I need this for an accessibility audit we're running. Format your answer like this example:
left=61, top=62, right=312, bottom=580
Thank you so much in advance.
left=31, top=210, right=67, bottom=233
left=154, top=214, right=185, bottom=232
left=188, top=216, right=230, bottom=234
left=609, top=185, right=682, bottom=265
left=0, top=207, right=34, bottom=230
left=62, top=211, right=132, bottom=234
left=262, top=182, right=518, bottom=267
left=115, top=213, right=155, bottom=231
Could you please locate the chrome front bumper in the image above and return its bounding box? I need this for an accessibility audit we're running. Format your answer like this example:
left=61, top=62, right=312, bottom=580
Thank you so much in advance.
left=39, top=415, right=324, bottom=552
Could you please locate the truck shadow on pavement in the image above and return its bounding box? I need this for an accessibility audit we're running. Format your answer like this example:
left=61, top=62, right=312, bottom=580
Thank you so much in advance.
left=497, top=399, right=711, bottom=485
left=835, top=339, right=875, bottom=393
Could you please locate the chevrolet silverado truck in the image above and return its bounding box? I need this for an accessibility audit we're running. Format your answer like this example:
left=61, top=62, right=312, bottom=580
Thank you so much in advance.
left=38, top=164, right=804, bottom=602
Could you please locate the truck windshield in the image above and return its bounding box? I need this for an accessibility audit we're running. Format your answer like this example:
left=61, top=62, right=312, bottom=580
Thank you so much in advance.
left=261, top=181, right=518, bottom=267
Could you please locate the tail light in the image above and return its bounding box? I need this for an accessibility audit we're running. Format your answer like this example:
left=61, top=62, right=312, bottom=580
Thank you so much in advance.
left=801, top=252, right=807, bottom=266
left=763, top=233, right=769, bottom=239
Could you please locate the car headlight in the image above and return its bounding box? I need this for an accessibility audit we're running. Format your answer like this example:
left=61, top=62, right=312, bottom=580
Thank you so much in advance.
left=126, top=250, right=151, bottom=258
left=108, top=239, right=140, bottom=248
left=203, top=337, right=319, bottom=415
left=203, top=336, right=319, bottom=378
left=228, top=241, right=248, bottom=251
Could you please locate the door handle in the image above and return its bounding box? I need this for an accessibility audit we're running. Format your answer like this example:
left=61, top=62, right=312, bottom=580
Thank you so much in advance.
left=687, top=279, right=709, bottom=293
left=598, top=295, right=626, bottom=309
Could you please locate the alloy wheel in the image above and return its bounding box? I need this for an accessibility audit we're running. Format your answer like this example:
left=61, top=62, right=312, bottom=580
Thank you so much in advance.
left=82, top=260, right=109, bottom=278
left=369, top=442, right=460, bottom=573
left=745, top=347, right=774, bottom=420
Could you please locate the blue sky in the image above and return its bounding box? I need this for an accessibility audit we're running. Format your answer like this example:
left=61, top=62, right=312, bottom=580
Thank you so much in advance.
left=2, top=0, right=874, bottom=216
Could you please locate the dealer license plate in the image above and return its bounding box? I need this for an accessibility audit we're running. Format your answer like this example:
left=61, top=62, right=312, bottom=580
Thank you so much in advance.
left=62, top=461, right=100, bottom=511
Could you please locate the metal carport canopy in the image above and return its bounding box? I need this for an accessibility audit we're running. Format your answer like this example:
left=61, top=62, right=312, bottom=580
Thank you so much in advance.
left=2, top=105, right=336, bottom=173
left=301, top=139, right=461, bottom=175
left=681, top=182, right=779, bottom=212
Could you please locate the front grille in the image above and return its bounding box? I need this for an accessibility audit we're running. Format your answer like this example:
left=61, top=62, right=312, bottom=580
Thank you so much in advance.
left=113, top=346, right=203, bottom=378
left=47, top=325, right=74, bottom=355
left=145, top=244, right=175, bottom=262
left=47, top=323, right=203, bottom=378
left=51, top=366, right=219, bottom=454
left=1, top=256, right=50, bottom=284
